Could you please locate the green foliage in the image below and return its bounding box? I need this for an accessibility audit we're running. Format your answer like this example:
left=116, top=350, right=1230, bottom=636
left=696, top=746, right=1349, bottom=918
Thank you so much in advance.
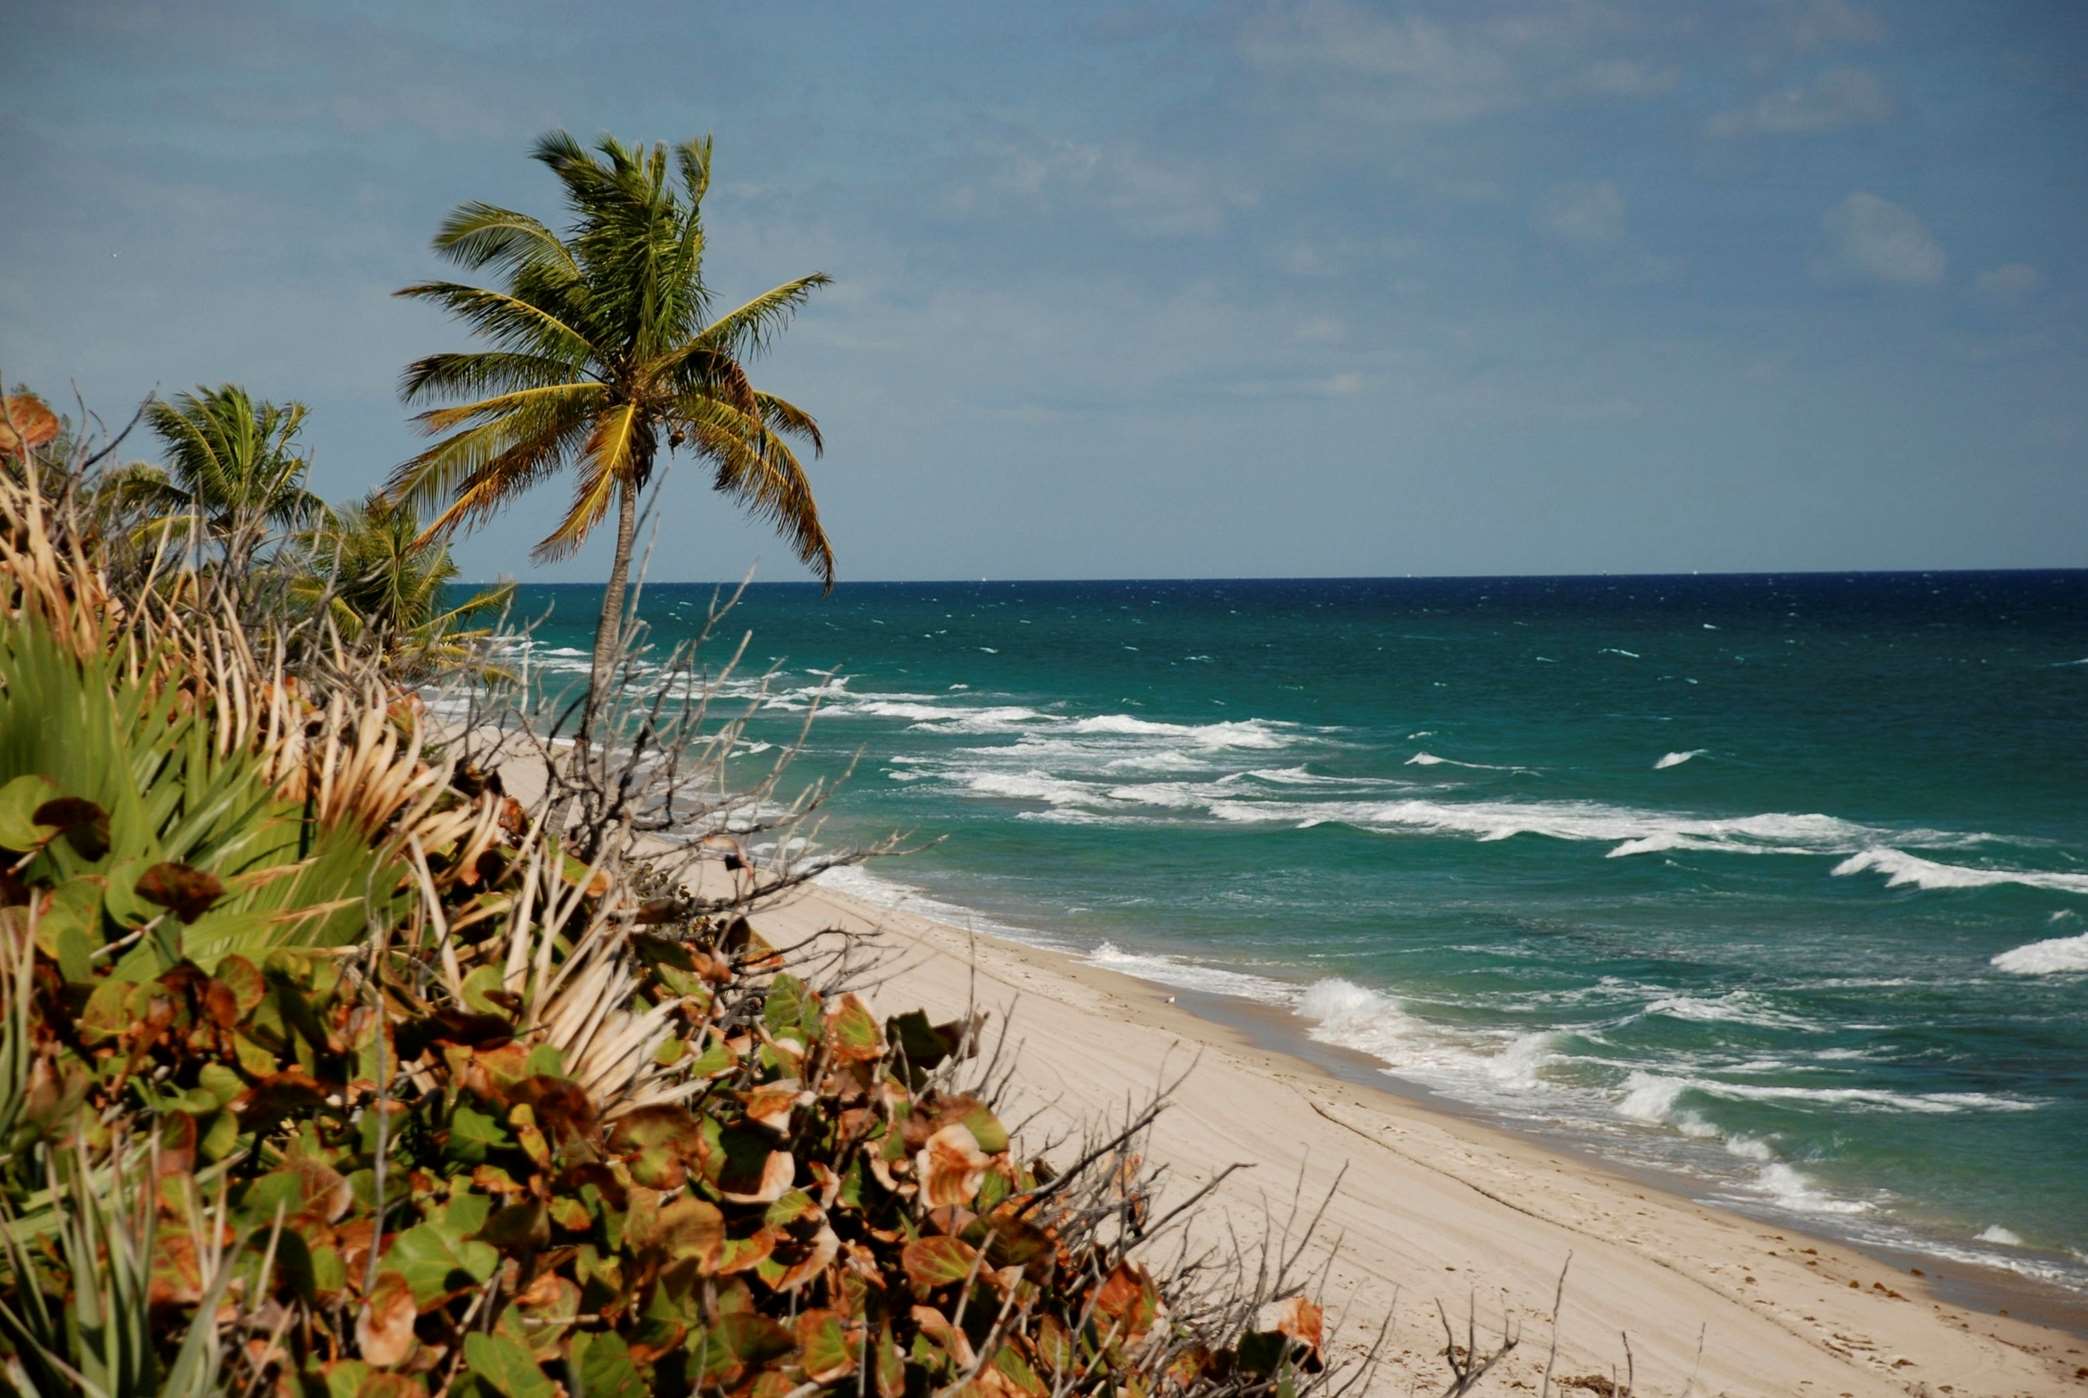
left=0, top=612, right=405, bottom=974
left=130, top=385, right=330, bottom=571
left=293, top=491, right=512, bottom=671
left=0, top=439, right=1336, bottom=1395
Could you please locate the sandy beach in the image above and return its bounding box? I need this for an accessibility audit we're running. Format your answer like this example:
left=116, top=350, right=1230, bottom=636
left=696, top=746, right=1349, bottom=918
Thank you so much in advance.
left=727, top=864, right=2087, bottom=1397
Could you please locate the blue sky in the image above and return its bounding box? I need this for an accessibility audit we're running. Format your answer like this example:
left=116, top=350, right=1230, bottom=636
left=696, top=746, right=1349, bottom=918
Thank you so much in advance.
left=4, top=1, right=2083, bottom=581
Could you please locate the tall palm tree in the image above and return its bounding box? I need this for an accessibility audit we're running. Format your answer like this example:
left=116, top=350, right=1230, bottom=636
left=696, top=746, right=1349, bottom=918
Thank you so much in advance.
left=128, top=385, right=329, bottom=573
left=387, top=132, right=834, bottom=716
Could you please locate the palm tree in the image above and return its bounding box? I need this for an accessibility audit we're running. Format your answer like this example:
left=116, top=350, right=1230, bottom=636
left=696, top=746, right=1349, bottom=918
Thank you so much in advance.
left=387, top=132, right=834, bottom=719
left=128, top=385, right=329, bottom=573
left=294, top=491, right=513, bottom=672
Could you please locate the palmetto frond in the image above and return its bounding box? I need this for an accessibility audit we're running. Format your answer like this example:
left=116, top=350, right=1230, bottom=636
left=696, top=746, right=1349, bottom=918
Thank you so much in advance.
left=387, top=386, right=603, bottom=526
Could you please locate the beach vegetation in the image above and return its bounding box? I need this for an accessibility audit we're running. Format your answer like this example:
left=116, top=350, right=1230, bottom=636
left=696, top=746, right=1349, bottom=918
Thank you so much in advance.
left=0, top=412, right=1371, bottom=1397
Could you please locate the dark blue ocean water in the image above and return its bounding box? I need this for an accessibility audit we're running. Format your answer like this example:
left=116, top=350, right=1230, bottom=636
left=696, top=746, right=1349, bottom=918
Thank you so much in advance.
left=477, top=572, right=2088, bottom=1289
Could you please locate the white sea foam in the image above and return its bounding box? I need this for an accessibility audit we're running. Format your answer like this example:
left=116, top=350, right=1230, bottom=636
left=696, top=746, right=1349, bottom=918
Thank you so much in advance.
left=1615, top=1069, right=2038, bottom=1129
left=1641, top=991, right=1817, bottom=1031
left=1745, top=1163, right=1872, bottom=1215
left=1405, top=751, right=1528, bottom=772
left=1295, top=978, right=1436, bottom=1061
left=1991, top=931, right=2088, bottom=975
left=1064, top=714, right=1294, bottom=749
left=1654, top=749, right=1707, bottom=770
left=1833, top=848, right=2088, bottom=895
left=1086, top=941, right=1292, bottom=1003
left=1599, top=647, right=1641, bottom=659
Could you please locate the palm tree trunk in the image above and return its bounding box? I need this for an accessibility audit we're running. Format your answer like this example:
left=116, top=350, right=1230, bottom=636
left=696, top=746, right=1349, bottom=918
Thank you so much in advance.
left=585, top=477, right=641, bottom=736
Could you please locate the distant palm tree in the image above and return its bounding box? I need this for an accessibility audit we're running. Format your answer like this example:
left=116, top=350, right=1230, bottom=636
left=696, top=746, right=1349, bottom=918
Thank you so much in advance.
left=295, top=491, right=513, bottom=671
left=128, top=385, right=329, bottom=573
left=387, top=132, right=833, bottom=719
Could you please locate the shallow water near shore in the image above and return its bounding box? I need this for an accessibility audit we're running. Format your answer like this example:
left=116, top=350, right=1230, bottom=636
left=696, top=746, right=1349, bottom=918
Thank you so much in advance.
left=476, top=571, right=2088, bottom=1294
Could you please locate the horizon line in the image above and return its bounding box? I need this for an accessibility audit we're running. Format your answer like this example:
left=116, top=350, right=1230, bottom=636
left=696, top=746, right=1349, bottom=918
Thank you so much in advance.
left=451, top=564, right=2088, bottom=588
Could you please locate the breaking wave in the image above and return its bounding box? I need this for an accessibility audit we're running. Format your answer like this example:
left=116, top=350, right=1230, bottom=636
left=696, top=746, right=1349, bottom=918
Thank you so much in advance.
left=1832, top=848, right=2088, bottom=895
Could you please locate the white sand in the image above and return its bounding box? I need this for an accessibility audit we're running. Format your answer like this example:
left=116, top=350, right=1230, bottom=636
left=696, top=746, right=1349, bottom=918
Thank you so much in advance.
left=737, top=869, right=2087, bottom=1396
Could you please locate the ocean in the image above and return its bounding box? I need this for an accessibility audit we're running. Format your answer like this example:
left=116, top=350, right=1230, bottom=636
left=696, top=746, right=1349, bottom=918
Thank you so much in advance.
left=478, top=572, right=2088, bottom=1293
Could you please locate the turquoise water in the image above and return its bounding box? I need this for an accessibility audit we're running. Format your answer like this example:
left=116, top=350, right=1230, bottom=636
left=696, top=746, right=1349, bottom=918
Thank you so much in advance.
left=482, top=573, right=2088, bottom=1290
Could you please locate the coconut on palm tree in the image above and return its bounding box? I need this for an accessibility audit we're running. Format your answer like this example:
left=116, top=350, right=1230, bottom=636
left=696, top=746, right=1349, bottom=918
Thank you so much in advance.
left=125, top=385, right=330, bottom=573
left=386, top=132, right=834, bottom=719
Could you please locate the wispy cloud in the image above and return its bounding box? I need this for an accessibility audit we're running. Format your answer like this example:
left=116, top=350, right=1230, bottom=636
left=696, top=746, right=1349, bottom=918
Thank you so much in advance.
left=1709, top=67, right=1892, bottom=137
left=956, top=138, right=1252, bottom=237
left=1974, top=263, right=2042, bottom=301
left=1537, top=181, right=1627, bottom=246
left=1813, top=192, right=1945, bottom=286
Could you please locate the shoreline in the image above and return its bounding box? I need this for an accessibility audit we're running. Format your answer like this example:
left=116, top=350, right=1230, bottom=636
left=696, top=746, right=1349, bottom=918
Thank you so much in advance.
left=769, top=865, right=2087, bottom=1395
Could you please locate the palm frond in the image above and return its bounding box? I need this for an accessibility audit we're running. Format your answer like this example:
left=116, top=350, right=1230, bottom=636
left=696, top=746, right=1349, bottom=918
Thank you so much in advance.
left=432, top=202, right=581, bottom=281
left=531, top=403, right=645, bottom=562
left=400, top=351, right=590, bottom=404
left=678, top=394, right=834, bottom=588
left=697, top=274, right=833, bottom=359
left=753, top=391, right=824, bottom=455
left=394, top=282, right=595, bottom=361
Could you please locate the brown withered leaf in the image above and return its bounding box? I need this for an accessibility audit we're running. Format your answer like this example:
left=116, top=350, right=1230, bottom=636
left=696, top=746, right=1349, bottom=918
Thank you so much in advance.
left=1093, top=1261, right=1161, bottom=1344
left=915, top=1123, right=990, bottom=1209
left=910, top=1305, right=978, bottom=1369
left=0, top=394, right=59, bottom=457
left=761, top=1222, right=838, bottom=1294
left=356, top=1271, right=417, bottom=1368
left=135, top=862, right=223, bottom=924
left=511, top=1074, right=597, bottom=1144
left=30, top=797, right=109, bottom=860
left=395, top=1009, right=514, bottom=1059
left=234, top=1071, right=329, bottom=1129
left=1256, top=1295, right=1324, bottom=1359
left=740, top=1082, right=803, bottom=1136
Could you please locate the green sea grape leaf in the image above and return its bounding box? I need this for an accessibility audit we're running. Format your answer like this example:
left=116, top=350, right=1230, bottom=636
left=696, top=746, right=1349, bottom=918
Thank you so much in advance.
left=901, top=1236, right=979, bottom=1290
left=763, top=973, right=820, bottom=1046
left=447, top=1103, right=508, bottom=1164
left=0, top=774, right=60, bottom=851
left=567, top=1332, right=645, bottom=1398
left=796, top=1309, right=854, bottom=1383
left=385, top=1220, right=499, bottom=1305
left=463, top=1332, right=555, bottom=1398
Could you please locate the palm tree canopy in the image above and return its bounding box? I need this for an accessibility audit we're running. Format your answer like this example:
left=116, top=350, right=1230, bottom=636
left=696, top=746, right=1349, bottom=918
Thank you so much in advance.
left=139, top=385, right=329, bottom=540
left=387, top=132, right=835, bottom=584
left=295, top=492, right=513, bottom=672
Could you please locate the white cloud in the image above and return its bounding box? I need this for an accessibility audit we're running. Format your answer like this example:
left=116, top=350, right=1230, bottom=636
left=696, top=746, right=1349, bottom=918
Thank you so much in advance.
left=964, top=138, right=1252, bottom=237
left=1708, top=67, right=1893, bottom=137
left=1813, top=192, right=1946, bottom=286
left=1974, top=263, right=2042, bottom=300
left=1785, top=0, right=1886, bottom=50
left=1240, top=4, right=1521, bottom=126
left=1294, top=316, right=1347, bottom=344
left=1563, top=58, right=1682, bottom=99
left=1537, top=181, right=1626, bottom=246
